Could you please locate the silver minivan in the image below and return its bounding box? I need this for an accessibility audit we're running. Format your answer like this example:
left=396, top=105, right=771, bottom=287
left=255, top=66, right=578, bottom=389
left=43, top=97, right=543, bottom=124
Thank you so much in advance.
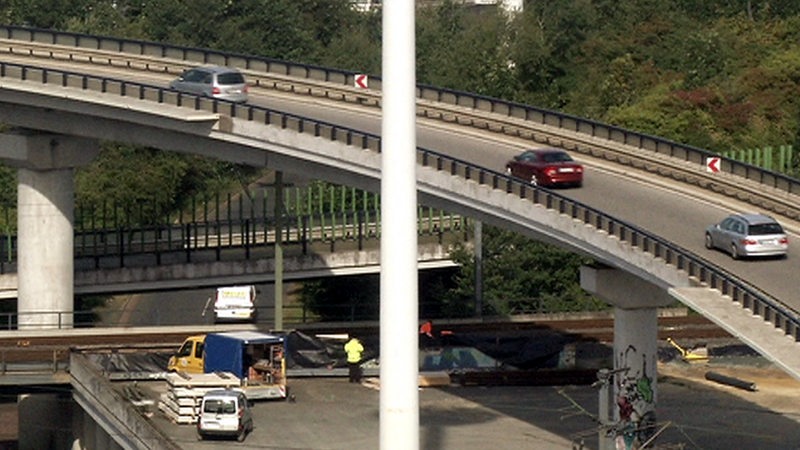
left=196, top=389, right=253, bottom=442
left=705, top=212, right=788, bottom=259
left=169, top=65, right=248, bottom=103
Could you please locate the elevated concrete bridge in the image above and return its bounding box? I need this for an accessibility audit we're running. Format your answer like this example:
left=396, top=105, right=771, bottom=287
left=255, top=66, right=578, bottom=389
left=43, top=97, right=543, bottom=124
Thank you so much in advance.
left=1, top=26, right=800, bottom=449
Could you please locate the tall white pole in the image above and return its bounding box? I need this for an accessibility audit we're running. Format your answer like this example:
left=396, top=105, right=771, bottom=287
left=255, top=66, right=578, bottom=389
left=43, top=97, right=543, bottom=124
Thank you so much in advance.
left=380, top=0, right=419, bottom=449
left=273, top=171, right=284, bottom=331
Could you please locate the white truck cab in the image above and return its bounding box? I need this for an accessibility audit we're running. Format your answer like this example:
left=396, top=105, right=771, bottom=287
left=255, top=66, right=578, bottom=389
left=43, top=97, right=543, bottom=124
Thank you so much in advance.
left=212, top=285, right=257, bottom=322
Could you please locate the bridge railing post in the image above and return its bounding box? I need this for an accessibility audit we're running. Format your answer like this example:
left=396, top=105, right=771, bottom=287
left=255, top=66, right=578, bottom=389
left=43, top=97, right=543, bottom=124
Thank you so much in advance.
left=301, top=215, right=308, bottom=255
left=154, top=224, right=161, bottom=265
left=117, top=227, right=124, bottom=268
left=184, top=223, right=191, bottom=263
left=244, top=219, right=251, bottom=259
left=358, top=211, right=364, bottom=251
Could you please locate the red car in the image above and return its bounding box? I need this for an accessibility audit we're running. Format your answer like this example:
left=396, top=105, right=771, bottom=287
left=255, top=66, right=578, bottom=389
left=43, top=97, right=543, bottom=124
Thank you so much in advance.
left=505, top=148, right=584, bottom=188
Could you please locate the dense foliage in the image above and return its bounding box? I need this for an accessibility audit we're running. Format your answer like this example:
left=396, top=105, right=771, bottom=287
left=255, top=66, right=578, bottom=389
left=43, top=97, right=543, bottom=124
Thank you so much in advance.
left=74, top=144, right=258, bottom=226
left=445, top=225, right=607, bottom=316
left=299, top=267, right=457, bottom=322
left=2, top=0, right=800, bottom=318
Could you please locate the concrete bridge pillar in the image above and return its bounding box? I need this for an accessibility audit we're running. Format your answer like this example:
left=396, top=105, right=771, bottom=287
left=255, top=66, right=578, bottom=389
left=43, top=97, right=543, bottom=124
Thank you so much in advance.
left=581, top=264, right=674, bottom=450
left=0, top=131, right=99, bottom=329
left=18, top=393, right=74, bottom=450
left=17, top=167, right=75, bottom=328
left=611, top=307, right=659, bottom=448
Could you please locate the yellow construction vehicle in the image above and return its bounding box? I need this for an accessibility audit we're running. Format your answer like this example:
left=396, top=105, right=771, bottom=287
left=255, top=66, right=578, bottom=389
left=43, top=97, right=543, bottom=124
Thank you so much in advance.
left=666, top=337, right=709, bottom=363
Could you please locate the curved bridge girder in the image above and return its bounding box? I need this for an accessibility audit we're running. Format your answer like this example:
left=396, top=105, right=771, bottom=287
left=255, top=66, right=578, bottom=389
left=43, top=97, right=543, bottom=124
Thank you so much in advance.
left=0, top=52, right=799, bottom=381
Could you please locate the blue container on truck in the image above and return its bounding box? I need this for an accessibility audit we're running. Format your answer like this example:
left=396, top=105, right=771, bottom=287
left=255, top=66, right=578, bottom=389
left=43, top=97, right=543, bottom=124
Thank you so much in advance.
left=168, top=330, right=287, bottom=400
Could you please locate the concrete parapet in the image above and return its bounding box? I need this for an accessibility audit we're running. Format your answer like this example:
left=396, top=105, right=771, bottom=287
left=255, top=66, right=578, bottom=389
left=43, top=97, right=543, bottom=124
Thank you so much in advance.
left=70, top=352, right=179, bottom=450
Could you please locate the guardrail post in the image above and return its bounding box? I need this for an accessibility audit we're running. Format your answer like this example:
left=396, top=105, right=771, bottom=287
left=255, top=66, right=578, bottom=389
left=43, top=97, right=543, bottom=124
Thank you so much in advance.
left=155, top=224, right=161, bottom=265
left=214, top=221, right=221, bottom=261
left=358, top=211, right=364, bottom=251
left=245, top=219, right=251, bottom=259
left=301, top=216, right=308, bottom=255
left=118, top=227, right=124, bottom=268
left=185, top=223, right=191, bottom=263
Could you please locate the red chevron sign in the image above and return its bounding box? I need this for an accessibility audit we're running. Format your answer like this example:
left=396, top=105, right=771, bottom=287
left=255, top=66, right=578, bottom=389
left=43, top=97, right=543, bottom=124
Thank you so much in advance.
left=354, top=74, right=368, bottom=89
left=706, top=156, right=720, bottom=173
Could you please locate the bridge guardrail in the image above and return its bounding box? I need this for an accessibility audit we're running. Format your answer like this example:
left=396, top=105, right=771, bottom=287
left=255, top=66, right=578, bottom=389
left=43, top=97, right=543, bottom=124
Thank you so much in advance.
left=1, top=56, right=798, bottom=347
left=0, top=344, right=68, bottom=374
left=1, top=24, right=797, bottom=204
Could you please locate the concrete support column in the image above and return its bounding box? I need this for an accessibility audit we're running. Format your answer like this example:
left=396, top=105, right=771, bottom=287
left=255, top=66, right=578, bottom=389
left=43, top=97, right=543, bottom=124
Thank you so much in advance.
left=17, top=168, right=74, bottom=328
left=612, top=307, right=659, bottom=449
left=0, top=131, right=99, bottom=330
left=18, top=393, right=73, bottom=450
left=580, top=264, right=673, bottom=450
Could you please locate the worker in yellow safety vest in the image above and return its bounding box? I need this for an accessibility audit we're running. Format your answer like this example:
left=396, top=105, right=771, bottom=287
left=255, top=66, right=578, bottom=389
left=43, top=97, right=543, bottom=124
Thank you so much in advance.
left=344, top=336, right=365, bottom=383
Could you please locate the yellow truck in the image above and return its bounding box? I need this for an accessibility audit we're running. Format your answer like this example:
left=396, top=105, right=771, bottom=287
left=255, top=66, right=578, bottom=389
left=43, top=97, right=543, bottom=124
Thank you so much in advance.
left=167, top=331, right=287, bottom=400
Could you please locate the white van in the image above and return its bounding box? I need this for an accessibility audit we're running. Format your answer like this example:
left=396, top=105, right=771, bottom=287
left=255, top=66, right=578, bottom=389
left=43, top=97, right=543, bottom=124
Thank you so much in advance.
left=196, top=389, right=253, bottom=442
left=213, top=285, right=257, bottom=322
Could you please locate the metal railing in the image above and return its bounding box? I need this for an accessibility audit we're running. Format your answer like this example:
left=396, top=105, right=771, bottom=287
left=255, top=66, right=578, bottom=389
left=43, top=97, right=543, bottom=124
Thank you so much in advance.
left=1, top=24, right=797, bottom=200
left=0, top=209, right=466, bottom=273
left=0, top=345, right=68, bottom=374
left=0, top=43, right=798, bottom=346
left=0, top=297, right=461, bottom=330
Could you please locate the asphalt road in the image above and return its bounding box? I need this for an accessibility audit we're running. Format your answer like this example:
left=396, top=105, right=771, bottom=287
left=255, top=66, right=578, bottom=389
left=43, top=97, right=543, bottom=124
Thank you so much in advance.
left=100, top=283, right=288, bottom=328
left=7, top=49, right=798, bottom=320
left=138, top=358, right=800, bottom=450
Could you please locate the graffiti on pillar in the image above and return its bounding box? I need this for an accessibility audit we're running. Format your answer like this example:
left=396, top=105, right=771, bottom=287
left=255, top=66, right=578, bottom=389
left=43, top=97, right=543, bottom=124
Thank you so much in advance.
left=614, top=345, right=657, bottom=450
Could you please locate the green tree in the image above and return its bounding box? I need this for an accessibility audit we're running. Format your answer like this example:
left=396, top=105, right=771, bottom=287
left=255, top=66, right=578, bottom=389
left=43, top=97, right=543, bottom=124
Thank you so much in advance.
left=128, top=0, right=360, bottom=63
left=212, top=0, right=316, bottom=61
left=319, top=9, right=382, bottom=74
left=416, top=2, right=518, bottom=99
left=0, top=0, right=93, bottom=29
left=299, top=274, right=380, bottom=321
left=508, top=0, right=597, bottom=107
left=445, top=225, right=605, bottom=316
left=74, top=144, right=252, bottom=227
left=63, top=0, right=150, bottom=39
left=299, top=267, right=458, bottom=322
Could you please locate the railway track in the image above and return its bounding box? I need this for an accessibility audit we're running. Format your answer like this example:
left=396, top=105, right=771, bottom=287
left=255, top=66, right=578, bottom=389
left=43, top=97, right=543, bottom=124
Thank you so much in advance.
left=0, top=315, right=731, bottom=374
left=299, top=314, right=731, bottom=342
